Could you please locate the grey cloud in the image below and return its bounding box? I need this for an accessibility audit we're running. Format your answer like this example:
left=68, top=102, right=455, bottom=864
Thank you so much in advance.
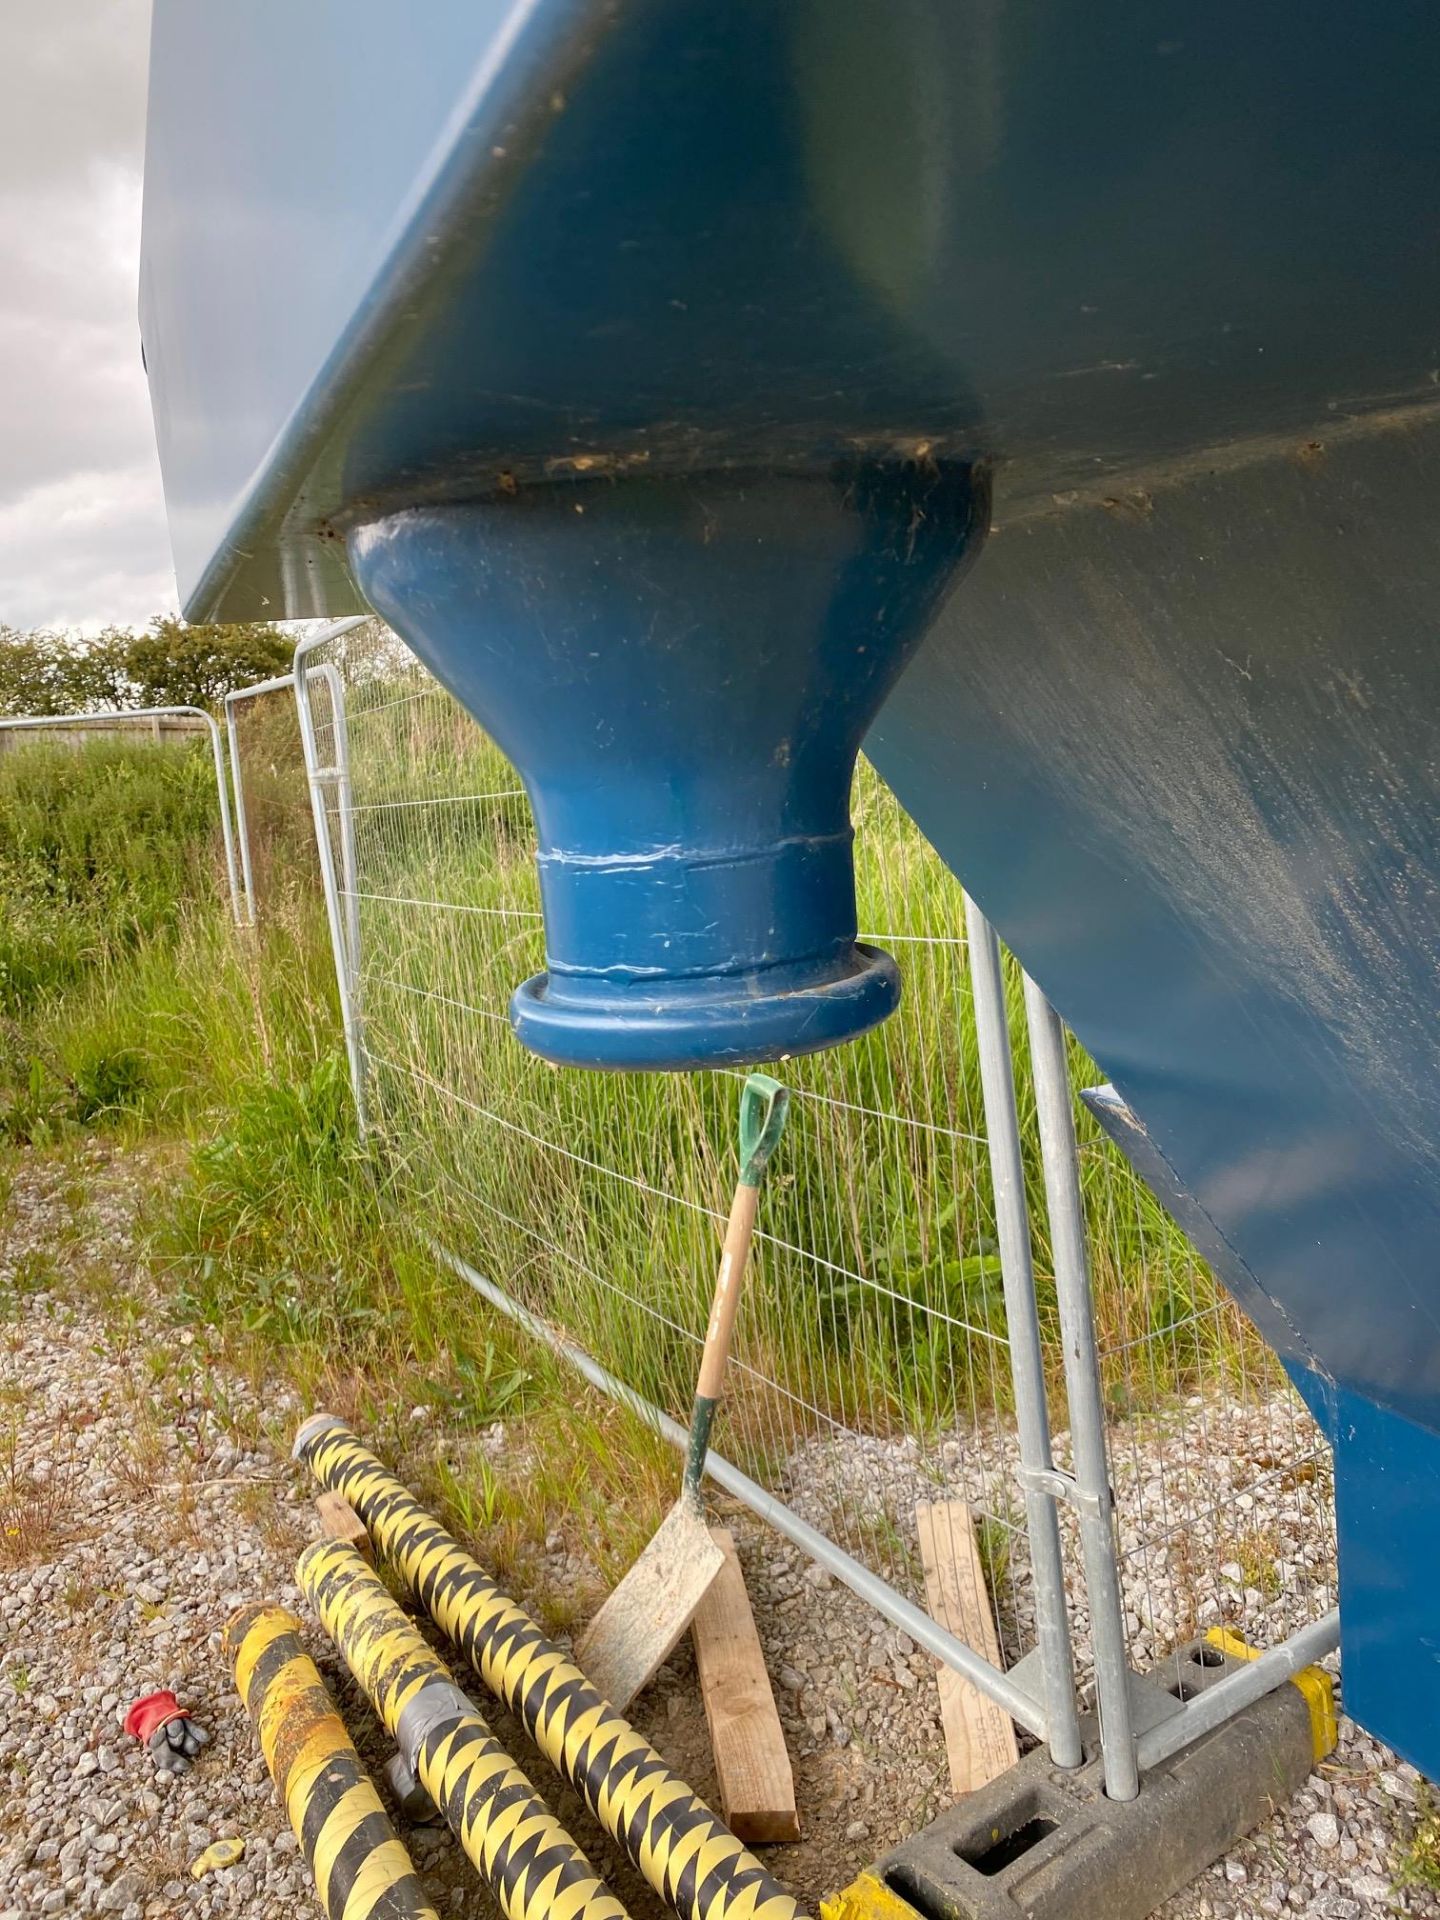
left=0, top=6, right=148, bottom=184
left=0, top=465, right=173, bottom=634
left=1, top=1, right=176, bottom=630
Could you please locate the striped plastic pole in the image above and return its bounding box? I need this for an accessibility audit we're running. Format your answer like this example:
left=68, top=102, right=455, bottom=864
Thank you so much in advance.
left=225, top=1604, right=438, bottom=1920
left=295, top=1416, right=805, bottom=1920
left=300, top=1539, right=630, bottom=1920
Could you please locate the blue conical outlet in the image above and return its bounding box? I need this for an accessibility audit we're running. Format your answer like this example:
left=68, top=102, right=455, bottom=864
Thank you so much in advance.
left=348, top=461, right=987, bottom=1069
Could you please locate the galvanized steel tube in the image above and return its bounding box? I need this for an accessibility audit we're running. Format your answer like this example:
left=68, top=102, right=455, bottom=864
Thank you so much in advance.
left=223, top=671, right=295, bottom=924
left=293, top=621, right=369, bottom=1132
left=1135, top=1612, right=1340, bottom=1771
left=1023, top=971, right=1139, bottom=1800
left=319, top=662, right=364, bottom=1008
left=964, top=896, right=1083, bottom=1770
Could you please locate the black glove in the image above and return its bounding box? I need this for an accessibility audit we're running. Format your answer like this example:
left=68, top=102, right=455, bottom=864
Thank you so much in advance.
left=147, top=1714, right=211, bottom=1775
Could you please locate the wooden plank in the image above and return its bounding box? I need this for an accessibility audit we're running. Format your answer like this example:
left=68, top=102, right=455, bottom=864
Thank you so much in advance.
left=314, top=1489, right=374, bottom=1563
left=915, top=1499, right=1019, bottom=1796
left=691, top=1528, right=800, bottom=1843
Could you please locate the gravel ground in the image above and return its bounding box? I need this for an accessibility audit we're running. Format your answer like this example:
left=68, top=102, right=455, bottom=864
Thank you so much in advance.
left=0, top=1145, right=1434, bottom=1918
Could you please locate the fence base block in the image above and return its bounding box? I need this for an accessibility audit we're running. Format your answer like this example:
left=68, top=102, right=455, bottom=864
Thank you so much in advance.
left=836, top=1638, right=1322, bottom=1920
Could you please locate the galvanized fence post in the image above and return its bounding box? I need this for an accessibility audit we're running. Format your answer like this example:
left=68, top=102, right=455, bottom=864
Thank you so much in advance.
left=1022, top=972, right=1140, bottom=1800
left=964, top=895, right=1083, bottom=1770
left=223, top=690, right=257, bottom=926
left=293, top=620, right=370, bottom=1134
left=224, top=671, right=303, bottom=926
left=318, top=662, right=364, bottom=1000
left=200, top=709, right=247, bottom=927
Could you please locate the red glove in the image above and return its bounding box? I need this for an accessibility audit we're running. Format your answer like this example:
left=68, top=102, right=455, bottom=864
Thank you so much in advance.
left=125, top=1691, right=210, bottom=1774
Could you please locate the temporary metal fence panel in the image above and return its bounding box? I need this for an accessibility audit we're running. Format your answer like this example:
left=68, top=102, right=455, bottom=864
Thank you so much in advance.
left=226, top=647, right=365, bottom=940
left=0, top=711, right=206, bottom=753
left=224, top=672, right=296, bottom=925
left=294, top=623, right=370, bottom=1132
left=287, top=620, right=1074, bottom=1743
left=0, top=646, right=1338, bottom=1789
left=0, top=705, right=244, bottom=925
left=256, top=616, right=1341, bottom=1787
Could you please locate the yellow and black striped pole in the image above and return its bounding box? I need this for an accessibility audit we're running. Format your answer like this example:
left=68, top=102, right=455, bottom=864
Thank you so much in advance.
left=299, top=1538, right=631, bottom=1920
left=295, top=1416, right=806, bottom=1920
left=225, top=1603, right=438, bottom=1920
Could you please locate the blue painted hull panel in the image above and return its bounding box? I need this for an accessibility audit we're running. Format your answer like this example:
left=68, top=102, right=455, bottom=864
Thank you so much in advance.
left=868, top=423, right=1440, bottom=1439
left=1332, top=1388, right=1440, bottom=1780
left=865, top=421, right=1440, bottom=1766
left=143, top=2, right=1440, bottom=616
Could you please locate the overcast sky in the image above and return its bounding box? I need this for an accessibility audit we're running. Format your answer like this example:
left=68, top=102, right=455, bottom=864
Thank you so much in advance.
left=0, top=1, right=176, bottom=634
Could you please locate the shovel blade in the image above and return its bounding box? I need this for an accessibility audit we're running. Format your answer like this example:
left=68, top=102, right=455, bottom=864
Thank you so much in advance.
left=574, top=1500, right=725, bottom=1712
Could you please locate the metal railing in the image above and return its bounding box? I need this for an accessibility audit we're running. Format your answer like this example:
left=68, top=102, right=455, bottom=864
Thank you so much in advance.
left=224, top=671, right=295, bottom=925
left=293, top=622, right=369, bottom=1129
left=214, top=617, right=1345, bottom=1796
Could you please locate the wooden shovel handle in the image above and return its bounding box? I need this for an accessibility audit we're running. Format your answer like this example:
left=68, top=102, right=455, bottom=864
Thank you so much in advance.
left=697, top=1183, right=759, bottom=1401
left=684, top=1076, right=788, bottom=1493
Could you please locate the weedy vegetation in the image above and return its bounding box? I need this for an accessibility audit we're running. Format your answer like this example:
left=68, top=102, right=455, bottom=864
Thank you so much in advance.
left=1394, top=1783, right=1440, bottom=1897
left=0, top=1409, right=77, bottom=1569
left=0, top=686, right=1270, bottom=1583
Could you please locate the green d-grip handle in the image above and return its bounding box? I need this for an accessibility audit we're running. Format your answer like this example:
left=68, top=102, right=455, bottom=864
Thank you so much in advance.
left=738, top=1072, right=789, bottom=1188
left=686, top=1073, right=791, bottom=1491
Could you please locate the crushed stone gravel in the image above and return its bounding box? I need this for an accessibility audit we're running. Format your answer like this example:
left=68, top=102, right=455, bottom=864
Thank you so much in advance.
left=0, top=1145, right=1432, bottom=1918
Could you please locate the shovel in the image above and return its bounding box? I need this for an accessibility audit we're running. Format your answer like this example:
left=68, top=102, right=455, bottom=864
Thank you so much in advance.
left=575, top=1071, right=790, bottom=1711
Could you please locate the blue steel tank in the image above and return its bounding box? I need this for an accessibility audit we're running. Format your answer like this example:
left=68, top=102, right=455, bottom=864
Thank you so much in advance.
left=140, top=2, right=1440, bottom=1782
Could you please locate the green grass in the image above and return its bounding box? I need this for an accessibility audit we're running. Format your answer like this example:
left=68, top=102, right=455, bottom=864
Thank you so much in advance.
left=0, top=693, right=1271, bottom=1578
left=0, top=738, right=217, bottom=1016
left=0, top=890, right=337, bottom=1147
left=0, top=731, right=346, bottom=1145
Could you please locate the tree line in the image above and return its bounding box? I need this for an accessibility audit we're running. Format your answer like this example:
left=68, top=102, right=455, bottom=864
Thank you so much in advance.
left=0, top=618, right=294, bottom=718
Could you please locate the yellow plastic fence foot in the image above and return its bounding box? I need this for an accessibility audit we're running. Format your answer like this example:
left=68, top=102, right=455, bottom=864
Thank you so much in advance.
left=1202, top=1626, right=1339, bottom=1762
left=820, top=1873, right=923, bottom=1920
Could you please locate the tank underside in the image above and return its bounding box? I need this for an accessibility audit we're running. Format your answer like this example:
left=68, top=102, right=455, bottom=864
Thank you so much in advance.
left=141, top=0, right=1440, bottom=1776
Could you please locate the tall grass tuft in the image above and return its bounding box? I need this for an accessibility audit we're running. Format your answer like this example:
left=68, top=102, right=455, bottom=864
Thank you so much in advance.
left=0, top=739, right=217, bottom=1017
left=0, top=701, right=1270, bottom=1490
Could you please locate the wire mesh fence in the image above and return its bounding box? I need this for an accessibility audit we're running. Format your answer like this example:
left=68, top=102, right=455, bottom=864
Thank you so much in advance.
left=225, top=678, right=318, bottom=922
left=0, top=707, right=244, bottom=926
left=231, top=617, right=1339, bottom=1741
